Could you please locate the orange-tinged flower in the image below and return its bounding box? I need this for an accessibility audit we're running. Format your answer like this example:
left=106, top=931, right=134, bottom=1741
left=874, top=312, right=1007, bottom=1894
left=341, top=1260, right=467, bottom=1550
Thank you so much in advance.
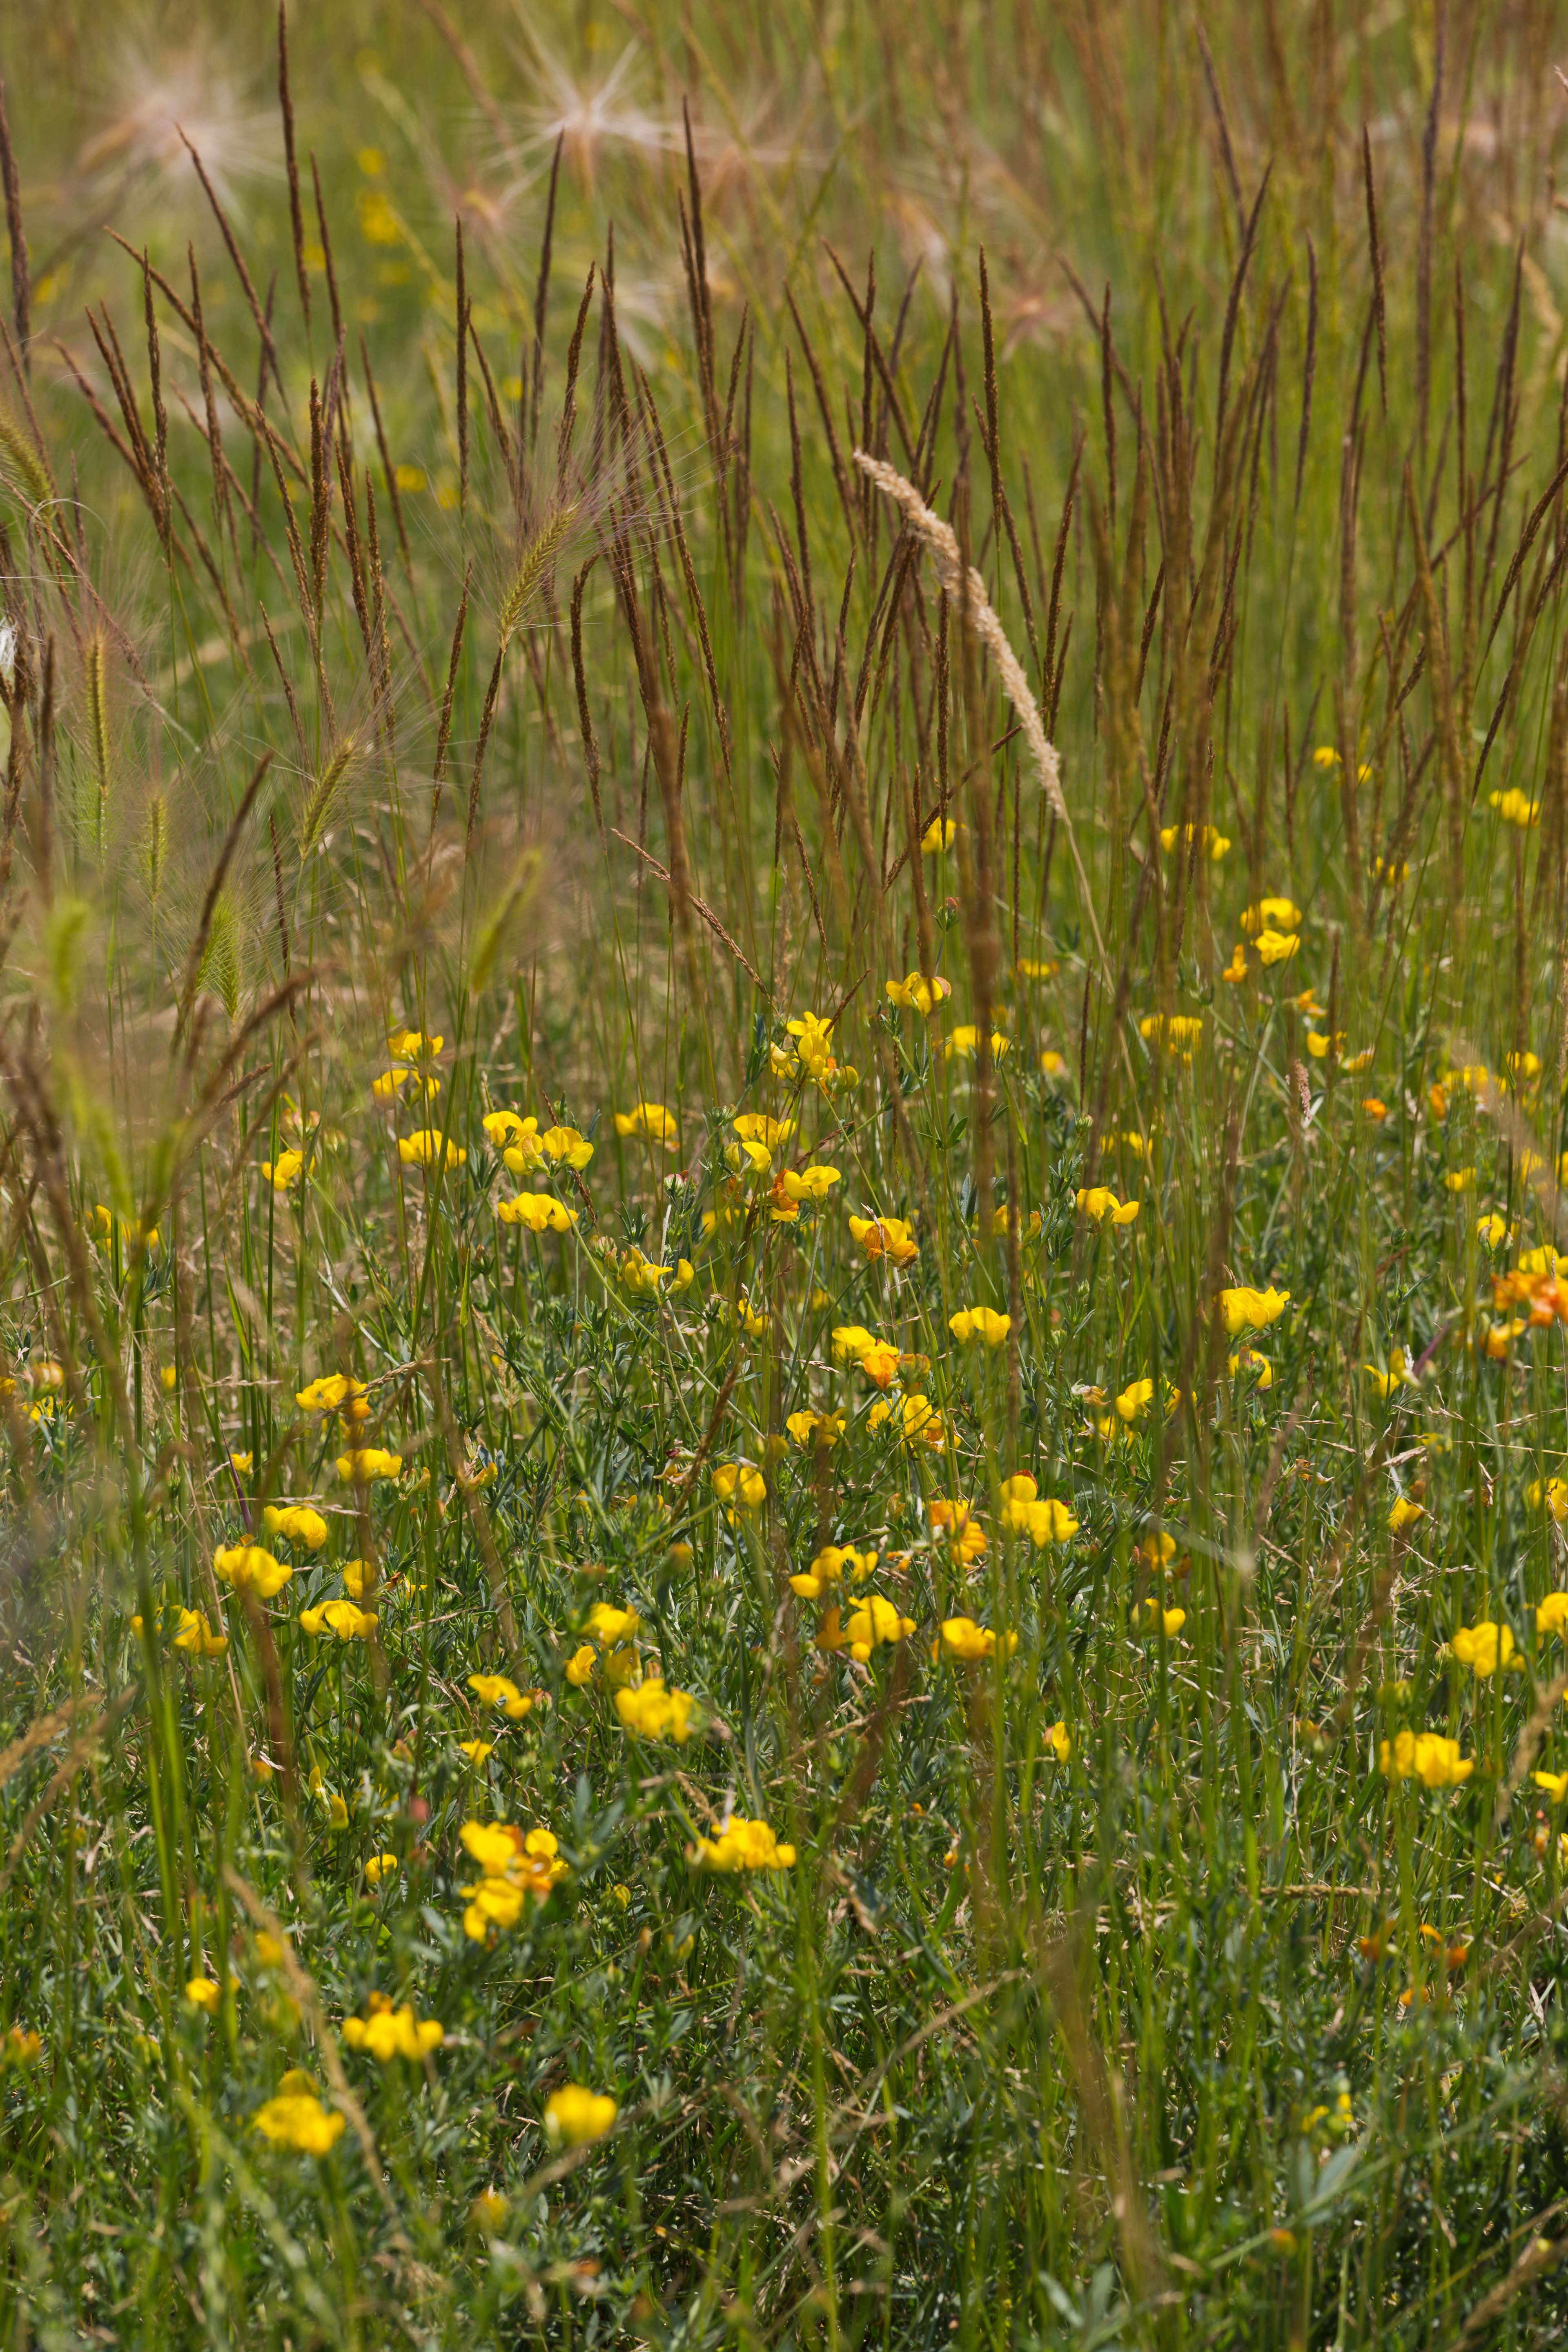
left=849, top=1213, right=919, bottom=1267
left=928, top=1499, right=987, bottom=1563
left=858, top=1340, right=902, bottom=1388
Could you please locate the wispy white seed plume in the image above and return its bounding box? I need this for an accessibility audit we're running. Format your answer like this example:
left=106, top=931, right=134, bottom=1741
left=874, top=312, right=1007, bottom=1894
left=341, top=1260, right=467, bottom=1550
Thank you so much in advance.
left=853, top=448, right=1105, bottom=964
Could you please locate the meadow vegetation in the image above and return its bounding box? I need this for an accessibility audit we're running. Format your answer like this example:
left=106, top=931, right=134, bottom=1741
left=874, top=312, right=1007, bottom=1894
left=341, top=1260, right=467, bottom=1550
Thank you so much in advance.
left=3, top=2, right=1568, bottom=2344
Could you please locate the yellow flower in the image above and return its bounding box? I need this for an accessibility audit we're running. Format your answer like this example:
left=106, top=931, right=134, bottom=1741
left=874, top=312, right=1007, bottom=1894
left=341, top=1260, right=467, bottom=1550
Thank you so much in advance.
left=614, top=1678, right=696, bottom=1743
left=1218, top=1286, right=1290, bottom=1337
left=837, top=1593, right=916, bottom=1662
left=1136, top=1597, right=1186, bottom=1638
left=330, top=1451, right=398, bottom=1494
left=544, top=2084, right=618, bottom=2148
left=1489, top=788, right=1540, bottom=828
left=885, top=970, right=953, bottom=1014
left=786, top=1408, right=846, bottom=1450
left=252, top=2091, right=345, bottom=2155
left=1040, top=1048, right=1067, bottom=1076
left=185, top=1976, right=222, bottom=2014
left=482, top=1109, right=537, bottom=1153
left=388, top=1027, right=442, bottom=1061
left=296, top=1374, right=365, bottom=1414
left=342, top=2002, right=443, bottom=2062
left=1450, top=1620, right=1517, bottom=1677
left=921, top=816, right=956, bottom=852
left=540, top=1124, right=593, bottom=1169
left=1254, top=927, right=1300, bottom=966
left=1388, top=1497, right=1425, bottom=1534
left=229, top=1451, right=254, bottom=1475
left=1016, top=956, right=1059, bottom=978
left=928, top=1499, right=987, bottom=1562
left=458, top=1740, right=494, bottom=1767
left=1313, top=744, right=1340, bottom=767
left=472, top=2189, right=510, bottom=2229
left=468, top=1672, right=536, bottom=1720
left=848, top=1213, right=919, bottom=1267
left=1533, top=1770, right=1568, bottom=1802
left=497, top=1191, right=576, bottom=1232
left=1075, top=1187, right=1140, bottom=1227
left=713, top=1463, right=766, bottom=1513
left=1241, top=897, right=1302, bottom=937
left=1159, top=822, right=1229, bottom=862
left=172, top=1608, right=227, bottom=1656
left=0, top=2027, right=41, bottom=2065
left=262, top=1149, right=305, bottom=1193
left=364, top=1854, right=399, bottom=1884
left=619, top=1249, right=674, bottom=1299
left=949, top=1305, right=1012, bottom=1345
left=733, top=1113, right=794, bottom=1151
left=214, top=1543, right=292, bottom=1599
left=790, top=1543, right=878, bottom=1600
left=831, top=1323, right=880, bottom=1365
left=894, top=1392, right=943, bottom=1448
left=459, top=1823, right=567, bottom=1939
left=1220, top=942, right=1249, bottom=985
left=299, top=1598, right=377, bottom=1641
left=398, top=1131, right=466, bottom=1171
left=262, top=1503, right=330, bottom=1550
left=614, top=1102, right=678, bottom=1143
left=1364, top=1349, right=1416, bottom=1399
left=1531, top=1481, right=1568, bottom=1526
left=944, top=1025, right=1010, bottom=1061
left=1476, top=1214, right=1510, bottom=1249
left=1115, top=1378, right=1156, bottom=1424
left=1443, top=1167, right=1476, bottom=1193
left=998, top=1474, right=1079, bottom=1545
left=1228, top=1345, right=1272, bottom=1388
left=690, top=1817, right=796, bottom=1871
left=777, top=1163, right=841, bottom=1207
left=785, top=1009, right=837, bottom=1080
left=940, top=1617, right=1018, bottom=1662
left=1139, top=1013, right=1204, bottom=1062
left=1379, top=1730, right=1473, bottom=1788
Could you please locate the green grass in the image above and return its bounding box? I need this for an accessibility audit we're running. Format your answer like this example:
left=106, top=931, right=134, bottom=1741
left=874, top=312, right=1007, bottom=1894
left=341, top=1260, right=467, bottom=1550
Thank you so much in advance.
left=1, top=2, right=1568, bottom=2345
